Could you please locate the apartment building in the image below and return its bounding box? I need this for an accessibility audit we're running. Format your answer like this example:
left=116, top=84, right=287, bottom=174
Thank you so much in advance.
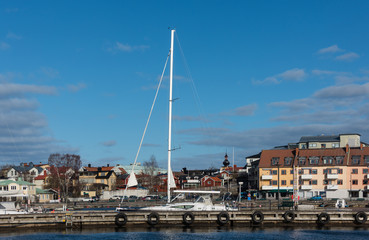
left=258, top=133, right=369, bottom=199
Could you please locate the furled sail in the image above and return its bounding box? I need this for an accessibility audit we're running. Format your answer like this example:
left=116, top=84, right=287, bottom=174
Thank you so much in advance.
left=168, top=168, right=176, bottom=189
left=127, top=171, right=138, bottom=187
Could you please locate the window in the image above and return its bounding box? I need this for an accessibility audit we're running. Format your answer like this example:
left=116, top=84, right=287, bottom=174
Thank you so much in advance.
left=352, top=180, right=358, bottom=185
left=271, top=180, right=277, bottom=185
left=332, top=143, right=339, bottom=148
left=352, top=169, right=358, bottom=174
left=338, top=169, right=343, bottom=174
left=272, top=170, right=277, bottom=175
left=321, top=144, right=326, bottom=148
left=281, top=170, right=286, bottom=175
left=207, top=181, right=212, bottom=185
left=284, top=157, right=292, bottom=166
left=290, top=169, right=294, bottom=174
left=11, top=186, right=16, bottom=190
left=363, top=169, right=368, bottom=174
left=290, top=180, right=294, bottom=185
left=298, top=157, right=306, bottom=165
left=298, top=169, right=303, bottom=174
left=364, top=156, right=369, bottom=164
left=337, top=180, right=343, bottom=185
left=301, top=144, right=307, bottom=149
left=311, top=169, right=318, bottom=174
left=309, top=156, right=319, bottom=165
left=323, top=180, right=328, bottom=185
left=281, top=180, right=286, bottom=185
left=0, top=187, right=2, bottom=191
left=322, top=156, right=334, bottom=165
left=271, top=157, right=280, bottom=166
left=336, top=156, right=344, bottom=165
left=311, top=180, right=318, bottom=185
left=323, top=169, right=327, bottom=174
left=352, top=155, right=361, bottom=165
left=4, top=186, right=8, bottom=191
left=309, top=143, right=317, bottom=148
left=363, top=179, right=368, bottom=185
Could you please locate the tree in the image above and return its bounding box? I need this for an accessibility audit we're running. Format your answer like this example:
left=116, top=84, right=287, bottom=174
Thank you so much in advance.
left=47, top=154, right=82, bottom=202
left=143, top=155, right=160, bottom=193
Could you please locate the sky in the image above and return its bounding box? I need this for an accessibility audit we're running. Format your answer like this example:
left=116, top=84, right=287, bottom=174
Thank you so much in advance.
left=1, top=1, right=369, bottom=171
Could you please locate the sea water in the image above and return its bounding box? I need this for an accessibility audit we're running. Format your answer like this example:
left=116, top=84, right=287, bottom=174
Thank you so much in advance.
left=0, top=226, right=368, bottom=240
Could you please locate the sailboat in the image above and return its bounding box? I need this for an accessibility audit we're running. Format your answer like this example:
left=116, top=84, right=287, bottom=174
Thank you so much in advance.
left=117, top=29, right=233, bottom=212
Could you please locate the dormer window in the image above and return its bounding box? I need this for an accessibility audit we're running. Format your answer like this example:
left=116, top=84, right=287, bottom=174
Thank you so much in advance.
left=322, top=156, right=334, bottom=165
left=271, top=157, right=280, bottom=166
left=336, top=156, right=344, bottom=165
left=298, top=157, right=306, bottom=165
left=284, top=157, right=292, bottom=166
left=352, top=155, right=361, bottom=165
left=309, top=156, right=319, bottom=165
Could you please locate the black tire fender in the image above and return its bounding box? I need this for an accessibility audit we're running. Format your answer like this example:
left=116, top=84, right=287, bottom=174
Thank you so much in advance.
left=217, top=211, right=229, bottom=226
left=354, top=211, right=367, bottom=224
left=115, top=212, right=127, bottom=227
left=252, top=211, right=264, bottom=224
left=283, top=210, right=295, bottom=223
left=317, top=212, right=330, bottom=225
left=182, top=212, right=195, bottom=225
left=147, top=212, right=160, bottom=226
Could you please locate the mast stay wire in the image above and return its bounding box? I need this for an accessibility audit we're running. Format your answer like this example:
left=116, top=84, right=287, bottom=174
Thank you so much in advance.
left=174, top=32, right=211, bottom=136
left=131, top=52, right=170, bottom=169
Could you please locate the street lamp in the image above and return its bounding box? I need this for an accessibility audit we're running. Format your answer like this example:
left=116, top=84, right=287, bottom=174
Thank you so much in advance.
left=277, top=164, right=280, bottom=210
left=239, top=182, right=243, bottom=203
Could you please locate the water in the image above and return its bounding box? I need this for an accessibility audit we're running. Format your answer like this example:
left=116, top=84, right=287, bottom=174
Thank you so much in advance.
left=0, top=226, right=368, bottom=240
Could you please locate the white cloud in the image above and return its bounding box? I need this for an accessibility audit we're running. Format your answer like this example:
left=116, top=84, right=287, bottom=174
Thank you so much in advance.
left=318, top=45, right=343, bottom=54
left=0, top=83, right=57, bottom=97
left=222, top=104, right=258, bottom=116
left=102, top=140, right=117, bottom=147
left=252, top=68, right=306, bottom=85
left=67, top=83, right=86, bottom=92
left=40, top=67, right=60, bottom=79
left=335, top=52, right=360, bottom=61
left=112, top=42, right=149, bottom=53
left=279, top=68, right=306, bottom=81
left=6, top=32, right=22, bottom=40
left=0, top=42, right=10, bottom=50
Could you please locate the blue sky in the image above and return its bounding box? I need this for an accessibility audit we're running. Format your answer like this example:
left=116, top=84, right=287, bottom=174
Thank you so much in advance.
left=1, top=1, right=369, bottom=170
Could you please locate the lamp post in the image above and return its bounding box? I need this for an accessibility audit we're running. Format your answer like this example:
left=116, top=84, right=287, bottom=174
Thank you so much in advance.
left=277, top=164, right=280, bottom=210
left=239, top=182, right=243, bottom=203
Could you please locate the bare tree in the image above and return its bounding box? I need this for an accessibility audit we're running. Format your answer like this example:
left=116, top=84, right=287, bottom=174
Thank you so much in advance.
left=143, top=155, right=160, bottom=193
left=47, top=154, right=82, bottom=202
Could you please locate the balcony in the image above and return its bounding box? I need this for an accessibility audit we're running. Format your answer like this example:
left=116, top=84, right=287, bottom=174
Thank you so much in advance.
left=300, top=185, right=312, bottom=190
left=261, top=185, right=275, bottom=190
left=326, top=174, right=338, bottom=179
left=261, top=175, right=273, bottom=180
left=367, top=174, right=369, bottom=179
left=326, top=185, right=338, bottom=190
left=301, top=174, right=312, bottom=180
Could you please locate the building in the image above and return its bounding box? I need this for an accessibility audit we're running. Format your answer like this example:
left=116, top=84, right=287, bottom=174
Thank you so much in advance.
left=258, top=133, right=369, bottom=200
left=0, top=180, right=36, bottom=202
left=79, top=167, right=117, bottom=197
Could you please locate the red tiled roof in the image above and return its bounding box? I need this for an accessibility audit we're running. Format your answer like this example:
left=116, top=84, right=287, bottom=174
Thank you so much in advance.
left=259, top=146, right=369, bottom=168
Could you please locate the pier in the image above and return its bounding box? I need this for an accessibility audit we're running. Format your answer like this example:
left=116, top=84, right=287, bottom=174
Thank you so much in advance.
left=0, top=210, right=368, bottom=228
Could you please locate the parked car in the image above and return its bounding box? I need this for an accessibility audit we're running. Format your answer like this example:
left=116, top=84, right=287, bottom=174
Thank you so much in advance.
left=309, top=196, right=322, bottom=201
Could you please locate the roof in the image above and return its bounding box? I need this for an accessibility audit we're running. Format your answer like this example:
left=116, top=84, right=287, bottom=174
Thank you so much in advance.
left=36, top=188, right=56, bottom=194
left=259, top=146, right=369, bottom=168
left=95, top=171, right=114, bottom=179
left=0, top=180, right=35, bottom=186
left=299, top=135, right=340, bottom=143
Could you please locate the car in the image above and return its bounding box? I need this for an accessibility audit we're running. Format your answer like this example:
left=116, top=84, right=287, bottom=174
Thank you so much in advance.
left=309, top=196, right=322, bottom=201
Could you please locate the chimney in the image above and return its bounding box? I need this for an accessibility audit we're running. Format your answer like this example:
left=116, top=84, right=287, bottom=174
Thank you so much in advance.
left=98, top=167, right=102, bottom=172
left=107, top=164, right=110, bottom=167
left=346, top=144, right=349, bottom=153
left=88, top=163, right=91, bottom=168
left=360, top=143, right=363, bottom=150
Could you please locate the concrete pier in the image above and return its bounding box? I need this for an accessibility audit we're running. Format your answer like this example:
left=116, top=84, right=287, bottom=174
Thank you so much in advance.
left=0, top=210, right=368, bottom=228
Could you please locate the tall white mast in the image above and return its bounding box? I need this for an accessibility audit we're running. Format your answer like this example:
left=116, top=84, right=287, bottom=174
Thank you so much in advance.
left=167, top=29, right=175, bottom=203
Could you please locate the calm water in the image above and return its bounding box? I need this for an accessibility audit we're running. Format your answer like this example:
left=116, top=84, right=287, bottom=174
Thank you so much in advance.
left=0, top=226, right=368, bottom=240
